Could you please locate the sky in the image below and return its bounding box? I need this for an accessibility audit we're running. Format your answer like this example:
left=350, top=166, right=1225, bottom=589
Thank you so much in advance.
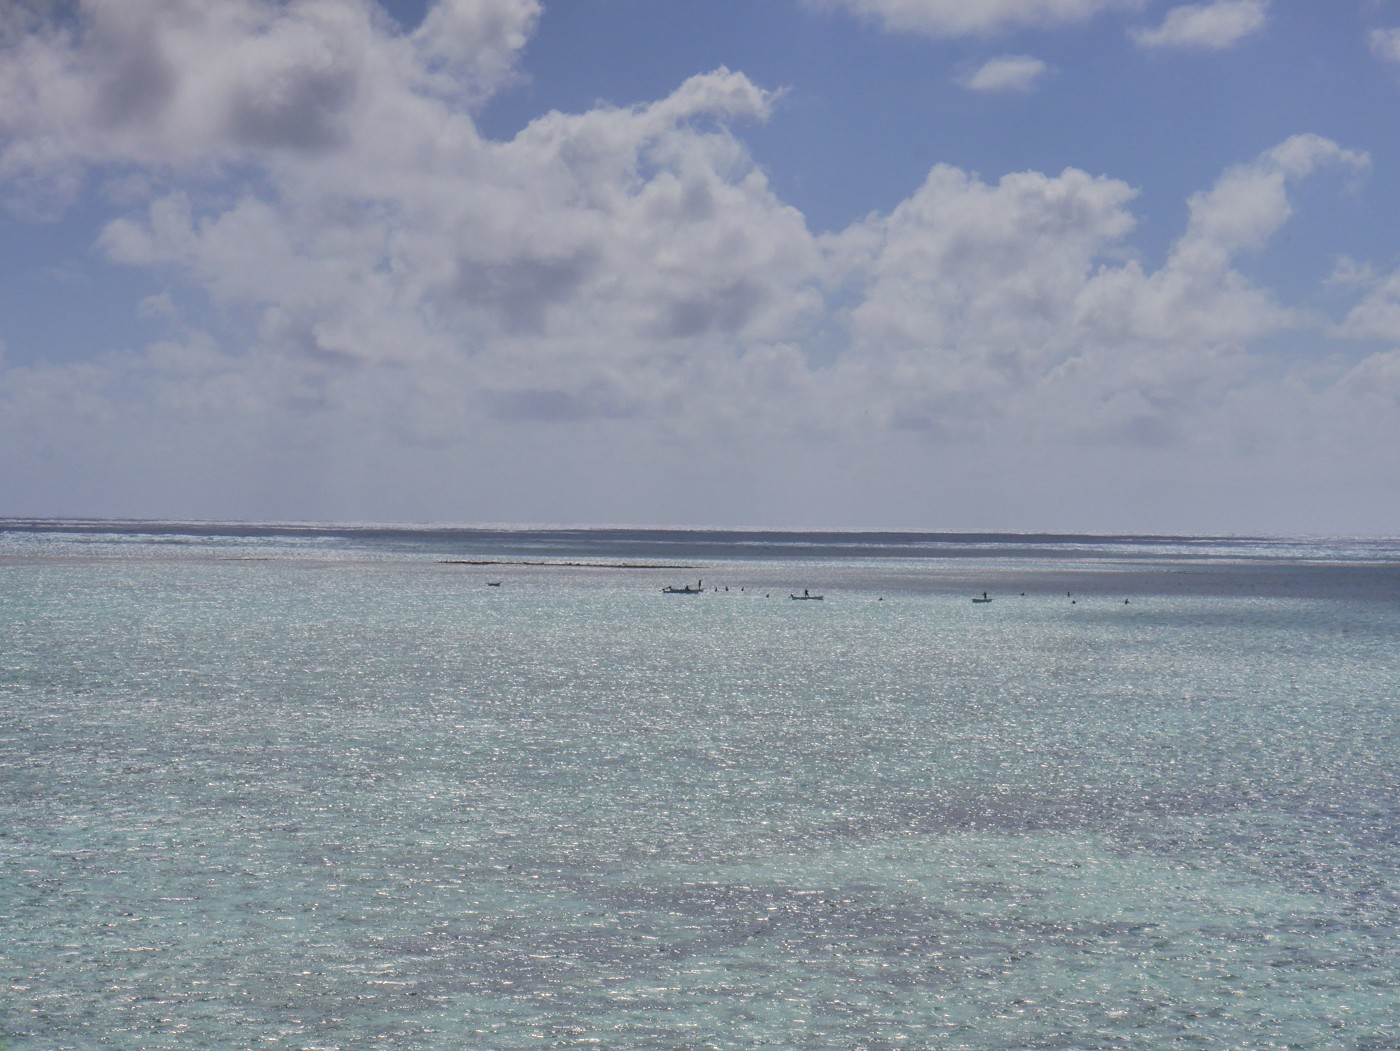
left=2, top=0, right=1400, bottom=534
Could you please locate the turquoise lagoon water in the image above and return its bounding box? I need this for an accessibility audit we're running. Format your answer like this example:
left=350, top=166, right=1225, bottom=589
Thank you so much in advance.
left=1, top=523, right=1397, bottom=1049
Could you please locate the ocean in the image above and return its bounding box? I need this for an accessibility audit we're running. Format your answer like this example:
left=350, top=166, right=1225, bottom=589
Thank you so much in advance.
left=2, top=521, right=1397, bottom=1049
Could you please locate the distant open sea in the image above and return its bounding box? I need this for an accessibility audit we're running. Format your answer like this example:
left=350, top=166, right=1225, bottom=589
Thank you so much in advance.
left=2, top=520, right=1397, bottom=1049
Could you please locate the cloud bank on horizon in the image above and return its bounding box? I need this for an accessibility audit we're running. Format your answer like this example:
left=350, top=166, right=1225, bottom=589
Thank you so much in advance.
left=2, top=0, right=1399, bottom=532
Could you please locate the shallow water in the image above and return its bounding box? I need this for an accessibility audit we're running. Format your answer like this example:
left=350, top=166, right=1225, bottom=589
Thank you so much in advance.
left=2, top=524, right=1397, bottom=1048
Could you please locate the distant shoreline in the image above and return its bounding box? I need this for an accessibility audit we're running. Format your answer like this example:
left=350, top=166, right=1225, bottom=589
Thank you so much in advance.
left=440, top=560, right=694, bottom=569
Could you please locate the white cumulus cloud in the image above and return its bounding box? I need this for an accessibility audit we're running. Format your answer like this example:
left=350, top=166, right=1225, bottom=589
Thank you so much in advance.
left=808, top=0, right=1135, bottom=37
left=957, top=55, right=1051, bottom=92
left=411, top=0, right=540, bottom=99
left=1369, top=27, right=1400, bottom=65
left=1337, top=270, right=1400, bottom=342
left=0, top=0, right=540, bottom=214
left=1131, top=0, right=1268, bottom=50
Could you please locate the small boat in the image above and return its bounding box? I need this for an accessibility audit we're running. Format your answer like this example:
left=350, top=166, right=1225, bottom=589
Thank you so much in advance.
left=663, top=579, right=703, bottom=594
left=790, top=589, right=824, bottom=600
left=486, top=581, right=502, bottom=587
left=972, top=592, right=992, bottom=603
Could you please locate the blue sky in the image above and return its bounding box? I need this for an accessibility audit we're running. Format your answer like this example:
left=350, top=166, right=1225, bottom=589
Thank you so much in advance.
left=3, top=0, right=1400, bottom=532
